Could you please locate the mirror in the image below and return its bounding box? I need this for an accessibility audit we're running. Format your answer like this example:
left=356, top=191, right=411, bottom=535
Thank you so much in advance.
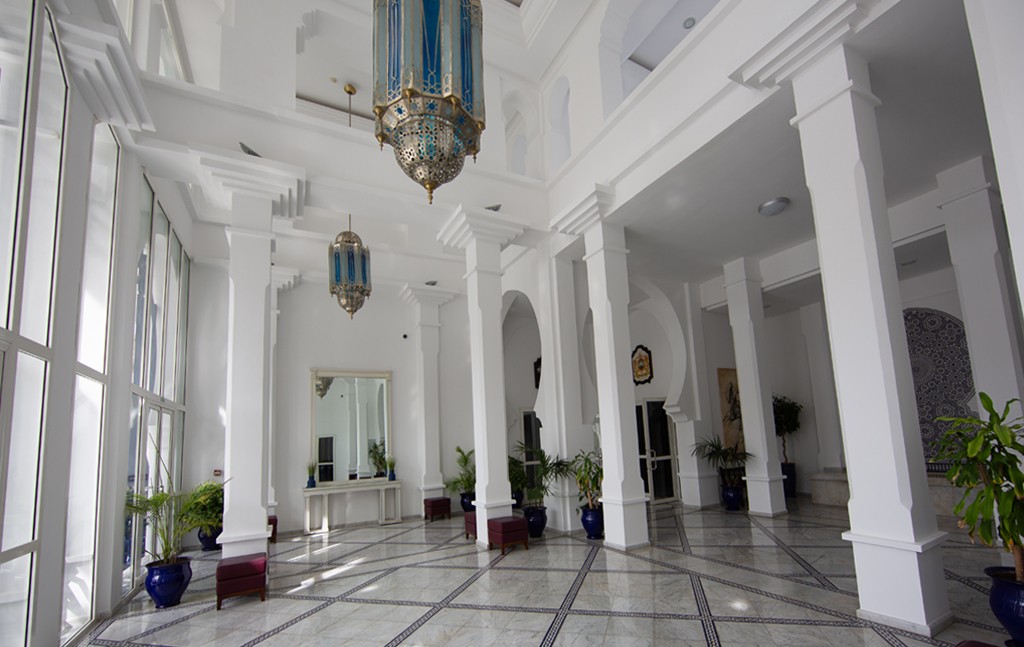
left=311, top=370, right=391, bottom=483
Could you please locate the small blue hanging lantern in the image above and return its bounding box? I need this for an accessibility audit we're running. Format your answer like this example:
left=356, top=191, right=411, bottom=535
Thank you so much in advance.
left=373, top=0, right=485, bottom=204
left=328, top=215, right=372, bottom=318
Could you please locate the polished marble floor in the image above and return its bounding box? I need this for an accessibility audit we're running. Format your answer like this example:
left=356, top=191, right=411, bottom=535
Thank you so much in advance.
left=85, top=500, right=1009, bottom=646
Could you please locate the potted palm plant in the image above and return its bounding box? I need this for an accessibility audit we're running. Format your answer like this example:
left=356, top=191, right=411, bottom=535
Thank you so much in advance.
left=516, top=442, right=572, bottom=538
left=573, top=450, right=603, bottom=539
left=934, top=392, right=1024, bottom=643
left=443, top=446, right=476, bottom=512
left=368, top=440, right=388, bottom=477
left=691, top=436, right=753, bottom=511
left=386, top=454, right=396, bottom=481
left=125, top=477, right=223, bottom=608
left=773, top=394, right=803, bottom=497
left=189, top=480, right=224, bottom=551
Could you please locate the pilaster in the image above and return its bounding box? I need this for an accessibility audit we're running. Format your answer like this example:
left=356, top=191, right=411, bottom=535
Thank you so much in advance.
left=402, top=284, right=456, bottom=501
left=792, top=44, right=950, bottom=635
left=799, top=302, right=844, bottom=471
left=723, top=258, right=786, bottom=516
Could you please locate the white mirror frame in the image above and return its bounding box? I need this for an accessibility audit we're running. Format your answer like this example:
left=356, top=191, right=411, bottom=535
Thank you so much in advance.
left=310, top=369, right=393, bottom=484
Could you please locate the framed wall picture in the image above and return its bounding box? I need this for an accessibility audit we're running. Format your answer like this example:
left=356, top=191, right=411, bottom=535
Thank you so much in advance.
left=534, top=357, right=542, bottom=389
left=632, top=345, right=653, bottom=385
left=717, top=368, right=744, bottom=450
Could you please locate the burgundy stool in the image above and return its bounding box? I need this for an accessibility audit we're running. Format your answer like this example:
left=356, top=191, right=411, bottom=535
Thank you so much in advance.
left=424, top=497, right=451, bottom=522
left=465, top=511, right=476, bottom=540
left=215, top=553, right=267, bottom=610
left=487, top=516, right=528, bottom=555
left=954, top=642, right=1001, bottom=647
left=268, top=515, right=278, bottom=543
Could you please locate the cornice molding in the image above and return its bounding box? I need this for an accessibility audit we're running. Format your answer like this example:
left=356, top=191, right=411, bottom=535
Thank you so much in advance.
left=53, top=12, right=154, bottom=131
left=193, top=144, right=307, bottom=220
left=437, top=205, right=528, bottom=250
left=550, top=183, right=614, bottom=236
left=730, top=0, right=879, bottom=90
left=401, top=283, right=457, bottom=308
left=272, top=266, right=301, bottom=292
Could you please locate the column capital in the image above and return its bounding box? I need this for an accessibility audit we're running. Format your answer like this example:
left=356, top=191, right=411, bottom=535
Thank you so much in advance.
left=790, top=46, right=880, bottom=128
left=401, top=283, right=456, bottom=309
left=194, top=144, right=307, bottom=220
left=437, top=204, right=527, bottom=251
left=272, top=266, right=301, bottom=293
left=723, top=257, right=763, bottom=288
left=551, top=184, right=615, bottom=236
left=732, top=0, right=879, bottom=91
left=936, top=156, right=999, bottom=210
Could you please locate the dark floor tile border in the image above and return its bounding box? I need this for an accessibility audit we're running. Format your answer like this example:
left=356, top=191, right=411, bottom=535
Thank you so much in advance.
left=121, top=603, right=214, bottom=643
left=691, top=574, right=721, bottom=647
left=539, top=544, right=599, bottom=647
left=945, top=569, right=991, bottom=595
left=749, top=517, right=839, bottom=591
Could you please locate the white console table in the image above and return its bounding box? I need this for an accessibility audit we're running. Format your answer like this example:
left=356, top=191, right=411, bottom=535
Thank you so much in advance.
left=303, top=480, right=402, bottom=534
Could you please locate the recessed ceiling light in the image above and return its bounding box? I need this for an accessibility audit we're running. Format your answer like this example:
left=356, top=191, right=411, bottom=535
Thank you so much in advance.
left=757, top=197, right=790, bottom=217
left=425, top=280, right=438, bottom=286
left=683, top=17, right=696, bottom=29
left=900, top=259, right=917, bottom=267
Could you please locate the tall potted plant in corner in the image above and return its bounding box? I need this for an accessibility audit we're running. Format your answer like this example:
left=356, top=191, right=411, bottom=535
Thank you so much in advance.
left=125, top=476, right=223, bottom=608
left=369, top=440, right=388, bottom=477
left=443, top=446, right=476, bottom=512
left=516, top=442, right=572, bottom=538
left=773, top=394, right=803, bottom=497
left=190, top=480, right=224, bottom=551
left=691, top=436, right=753, bottom=511
left=573, top=450, right=603, bottom=540
left=934, top=392, right=1024, bottom=643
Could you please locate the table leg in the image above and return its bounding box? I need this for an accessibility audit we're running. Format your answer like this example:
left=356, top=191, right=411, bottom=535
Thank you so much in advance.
left=304, top=498, right=311, bottom=535
left=320, top=493, right=329, bottom=533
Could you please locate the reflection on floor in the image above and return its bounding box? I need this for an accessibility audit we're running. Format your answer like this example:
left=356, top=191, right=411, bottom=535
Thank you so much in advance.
left=85, top=500, right=1008, bottom=646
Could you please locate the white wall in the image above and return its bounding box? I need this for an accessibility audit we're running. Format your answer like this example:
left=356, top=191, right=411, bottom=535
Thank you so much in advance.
left=629, top=306, right=672, bottom=403
left=900, top=266, right=961, bottom=317
left=763, top=310, right=819, bottom=493
left=438, top=294, right=474, bottom=493
left=272, top=280, right=447, bottom=533
left=503, top=311, right=541, bottom=452
left=701, top=310, right=735, bottom=445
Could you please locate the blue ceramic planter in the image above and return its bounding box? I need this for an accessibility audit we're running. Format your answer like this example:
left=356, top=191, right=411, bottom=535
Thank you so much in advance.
left=307, top=476, right=315, bottom=489
left=460, top=492, right=476, bottom=512
left=580, top=507, right=603, bottom=540
left=986, top=566, right=1024, bottom=644
left=144, top=558, right=192, bottom=608
left=722, top=485, right=743, bottom=511
left=388, top=470, right=396, bottom=481
left=197, top=527, right=222, bottom=551
left=524, top=506, right=547, bottom=538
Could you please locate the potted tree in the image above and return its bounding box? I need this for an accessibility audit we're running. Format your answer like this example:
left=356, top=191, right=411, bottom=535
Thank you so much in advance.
left=508, top=455, right=527, bottom=509
left=443, top=446, right=476, bottom=512
left=691, top=436, right=754, bottom=511
left=934, top=392, right=1024, bottom=643
left=573, top=450, right=603, bottom=539
left=125, top=478, right=223, bottom=608
left=516, top=442, right=572, bottom=538
left=190, top=480, right=224, bottom=551
left=773, top=394, right=803, bottom=497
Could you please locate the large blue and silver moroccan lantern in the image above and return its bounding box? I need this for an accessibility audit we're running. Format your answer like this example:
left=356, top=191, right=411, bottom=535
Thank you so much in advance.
left=372, top=0, right=484, bottom=204
left=328, top=216, right=372, bottom=318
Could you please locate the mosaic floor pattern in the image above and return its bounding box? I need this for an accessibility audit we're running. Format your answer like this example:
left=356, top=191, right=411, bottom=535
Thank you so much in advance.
left=84, top=500, right=1010, bottom=646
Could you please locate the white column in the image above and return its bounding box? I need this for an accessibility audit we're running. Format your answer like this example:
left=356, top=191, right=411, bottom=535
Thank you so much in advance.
left=356, top=380, right=372, bottom=477
left=402, top=284, right=455, bottom=501
left=438, top=207, right=525, bottom=547
left=799, top=302, right=844, bottom=471
left=962, top=1, right=1024, bottom=316
left=221, top=193, right=272, bottom=558
left=544, top=248, right=589, bottom=531
left=665, top=283, right=719, bottom=507
left=551, top=185, right=649, bottom=550
left=723, top=258, right=786, bottom=516
left=938, top=157, right=1024, bottom=408
left=792, top=45, right=950, bottom=635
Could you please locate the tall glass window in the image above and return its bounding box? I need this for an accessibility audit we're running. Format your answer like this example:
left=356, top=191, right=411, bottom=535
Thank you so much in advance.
left=0, top=0, right=30, bottom=326
left=20, top=20, right=67, bottom=345
left=77, top=126, right=117, bottom=371
left=146, top=207, right=168, bottom=394
left=161, top=234, right=180, bottom=399
left=131, top=182, right=152, bottom=387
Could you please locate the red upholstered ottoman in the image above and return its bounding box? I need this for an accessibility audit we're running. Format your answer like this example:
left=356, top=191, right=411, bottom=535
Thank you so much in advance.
left=268, top=515, right=278, bottom=543
left=487, top=516, right=528, bottom=555
left=465, top=512, right=476, bottom=540
left=216, top=553, right=267, bottom=610
left=424, top=497, right=451, bottom=522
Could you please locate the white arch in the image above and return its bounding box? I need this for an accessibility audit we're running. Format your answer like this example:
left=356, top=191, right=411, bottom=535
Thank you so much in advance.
left=629, top=277, right=689, bottom=414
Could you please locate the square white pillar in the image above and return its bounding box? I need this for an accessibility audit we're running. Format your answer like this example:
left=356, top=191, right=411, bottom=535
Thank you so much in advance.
left=792, top=45, right=950, bottom=635
left=799, top=302, right=844, bottom=472
left=723, top=258, right=786, bottom=516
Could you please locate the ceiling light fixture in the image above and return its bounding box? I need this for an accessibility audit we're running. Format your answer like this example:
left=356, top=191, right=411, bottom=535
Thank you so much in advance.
left=372, top=0, right=485, bottom=204
left=328, top=214, right=372, bottom=318
left=757, top=197, right=791, bottom=217
left=683, top=17, right=696, bottom=29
